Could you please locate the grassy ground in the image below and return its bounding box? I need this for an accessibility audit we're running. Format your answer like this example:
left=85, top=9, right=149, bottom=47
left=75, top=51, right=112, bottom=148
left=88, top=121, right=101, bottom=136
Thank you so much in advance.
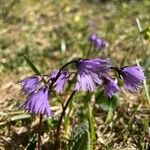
left=0, top=0, right=150, bottom=149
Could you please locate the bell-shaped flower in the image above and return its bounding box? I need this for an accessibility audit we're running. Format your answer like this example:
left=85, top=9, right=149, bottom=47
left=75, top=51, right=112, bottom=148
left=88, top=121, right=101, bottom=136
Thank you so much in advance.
left=95, top=38, right=105, bottom=50
left=119, top=66, right=145, bottom=92
left=89, top=33, right=97, bottom=43
left=20, top=76, right=41, bottom=95
left=21, top=85, right=54, bottom=117
left=50, top=70, right=69, bottom=94
left=75, top=58, right=110, bottom=92
left=102, top=76, right=120, bottom=97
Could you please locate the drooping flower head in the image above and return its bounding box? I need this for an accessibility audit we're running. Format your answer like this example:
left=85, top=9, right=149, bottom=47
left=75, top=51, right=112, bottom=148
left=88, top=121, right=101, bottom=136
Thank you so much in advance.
left=81, top=58, right=110, bottom=74
left=118, top=66, right=145, bottom=92
left=89, top=33, right=106, bottom=50
left=21, top=85, right=54, bottom=117
left=89, top=33, right=97, bottom=43
left=75, top=58, right=110, bottom=92
left=102, top=76, right=120, bottom=97
left=95, top=38, right=105, bottom=50
left=50, top=69, right=69, bottom=94
left=20, top=76, right=41, bottom=95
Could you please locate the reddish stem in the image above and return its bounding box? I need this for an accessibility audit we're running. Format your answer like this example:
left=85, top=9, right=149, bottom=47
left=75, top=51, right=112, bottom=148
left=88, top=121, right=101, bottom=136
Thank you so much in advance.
left=54, top=90, right=77, bottom=149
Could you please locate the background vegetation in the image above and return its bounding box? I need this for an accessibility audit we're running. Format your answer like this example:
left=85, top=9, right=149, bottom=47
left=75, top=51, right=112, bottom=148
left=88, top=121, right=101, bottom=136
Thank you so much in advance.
left=0, top=0, right=150, bottom=149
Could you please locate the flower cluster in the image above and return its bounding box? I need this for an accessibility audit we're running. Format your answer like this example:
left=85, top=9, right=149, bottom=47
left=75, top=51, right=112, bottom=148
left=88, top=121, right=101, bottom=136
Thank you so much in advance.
left=20, top=70, right=69, bottom=117
left=89, top=33, right=106, bottom=50
left=20, top=57, right=145, bottom=117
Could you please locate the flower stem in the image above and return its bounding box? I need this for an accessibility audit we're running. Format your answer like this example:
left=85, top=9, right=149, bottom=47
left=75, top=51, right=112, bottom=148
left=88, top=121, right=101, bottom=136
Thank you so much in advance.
left=48, top=59, right=79, bottom=95
left=38, top=114, right=43, bottom=150
left=110, top=66, right=124, bottom=79
left=54, top=90, right=77, bottom=149
left=52, top=59, right=79, bottom=84
left=109, top=66, right=119, bottom=71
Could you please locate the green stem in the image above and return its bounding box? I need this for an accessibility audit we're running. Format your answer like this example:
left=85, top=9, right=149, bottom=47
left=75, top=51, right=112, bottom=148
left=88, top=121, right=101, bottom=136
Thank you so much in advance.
left=136, top=19, right=150, bottom=106
left=38, top=114, right=43, bottom=150
left=88, top=103, right=95, bottom=150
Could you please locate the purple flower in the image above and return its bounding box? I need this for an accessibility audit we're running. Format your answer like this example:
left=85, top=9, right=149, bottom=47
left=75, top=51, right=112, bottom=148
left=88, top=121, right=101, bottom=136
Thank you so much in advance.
left=50, top=70, right=69, bottom=94
left=75, top=72, right=101, bottom=92
left=75, top=58, right=110, bottom=91
left=89, top=33, right=97, bottom=43
left=21, top=86, right=54, bottom=117
left=103, top=77, right=120, bottom=97
left=80, top=58, right=110, bottom=74
left=89, top=34, right=106, bottom=50
left=95, top=38, right=105, bottom=50
left=20, top=76, right=41, bottom=95
left=119, top=66, right=145, bottom=92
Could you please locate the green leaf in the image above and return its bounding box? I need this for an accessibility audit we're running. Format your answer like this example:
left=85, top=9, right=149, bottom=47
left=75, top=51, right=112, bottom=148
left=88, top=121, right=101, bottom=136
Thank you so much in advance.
left=44, top=118, right=58, bottom=129
left=105, top=101, right=114, bottom=123
left=95, top=92, right=119, bottom=123
left=68, top=121, right=90, bottom=150
left=26, top=134, right=37, bottom=150
left=23, top=54, right=41, bottom=75
left=10, top=114, right=31, bottom=121
left=95, top=92, right=118, bottom=111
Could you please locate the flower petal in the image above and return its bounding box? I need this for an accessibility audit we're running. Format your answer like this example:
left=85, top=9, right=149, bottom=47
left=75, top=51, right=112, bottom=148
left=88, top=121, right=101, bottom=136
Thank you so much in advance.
left=50, top=70, right=69, bottom=93
left=20, top=76, right=41, bottom=95
left=120, top=66, right=145, bottom=92
left=21, top=86, right=54, bottom=117
left=103, top=77, right=120, bottom=97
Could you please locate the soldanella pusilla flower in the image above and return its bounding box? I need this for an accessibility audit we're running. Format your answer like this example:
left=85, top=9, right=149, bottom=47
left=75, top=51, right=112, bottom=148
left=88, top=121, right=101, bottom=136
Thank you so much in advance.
left=89, top=33, right=106, bottom=50
left=20, top=58, right=145, bottom=117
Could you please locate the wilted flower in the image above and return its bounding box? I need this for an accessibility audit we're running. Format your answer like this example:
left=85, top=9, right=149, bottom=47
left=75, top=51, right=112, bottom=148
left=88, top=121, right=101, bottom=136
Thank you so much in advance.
left=103, top=76, right=120, bottom=97
left=95, top=38, right=105, bottom=50
left=75, top=58, right=110, bottom=91
left=119, top=66, right=145, bottom=92
left=50, top=70, right=69, bottom=93
left=20, top=76, right=41, bottom=95
left=21, top=86, right=54, bottom=117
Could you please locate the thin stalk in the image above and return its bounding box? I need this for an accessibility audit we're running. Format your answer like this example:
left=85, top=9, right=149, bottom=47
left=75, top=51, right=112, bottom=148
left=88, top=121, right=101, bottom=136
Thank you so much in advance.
left=85, top=43, right=93, bottom=58
left=38, top=114, right=43, bottom=150
left=54, top=90, right=77, bottom=149
left=53, top=60, right=78, bottom=84
left=136, top=59, right=150, bottom=106
left=136, top=19, right=150, bottom=106
left=88, top=103, right=95, bottom=150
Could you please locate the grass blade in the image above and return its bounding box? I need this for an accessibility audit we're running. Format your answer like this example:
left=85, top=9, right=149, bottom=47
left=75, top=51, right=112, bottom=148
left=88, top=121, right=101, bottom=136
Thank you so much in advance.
left=23, top=54, right=41, bottom=75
